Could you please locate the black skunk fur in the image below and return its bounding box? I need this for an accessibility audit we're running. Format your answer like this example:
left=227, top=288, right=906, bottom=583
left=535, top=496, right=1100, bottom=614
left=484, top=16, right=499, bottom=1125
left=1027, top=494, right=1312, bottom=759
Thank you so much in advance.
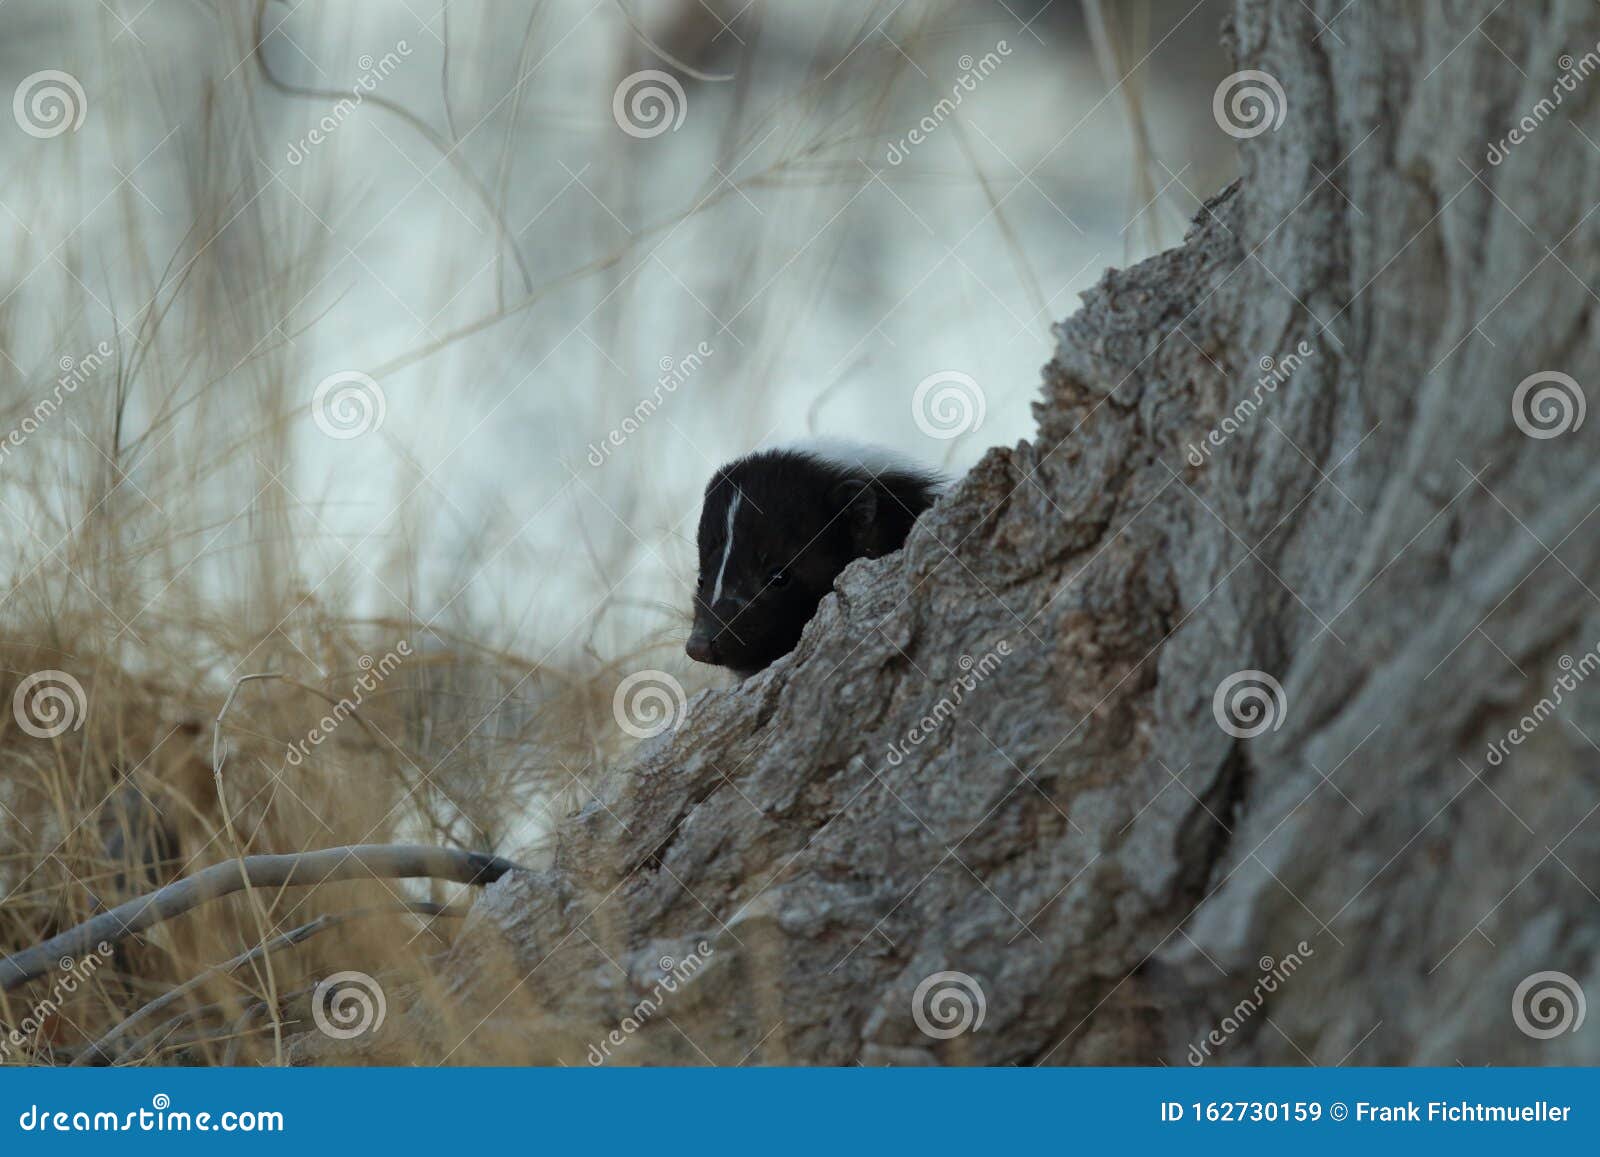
left=687, top=442, right=946, bottom=676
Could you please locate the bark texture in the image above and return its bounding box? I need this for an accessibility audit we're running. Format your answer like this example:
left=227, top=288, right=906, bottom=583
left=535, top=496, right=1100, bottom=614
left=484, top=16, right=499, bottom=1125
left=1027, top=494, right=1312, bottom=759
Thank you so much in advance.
left=299, top=0, right=1600, bottom=1065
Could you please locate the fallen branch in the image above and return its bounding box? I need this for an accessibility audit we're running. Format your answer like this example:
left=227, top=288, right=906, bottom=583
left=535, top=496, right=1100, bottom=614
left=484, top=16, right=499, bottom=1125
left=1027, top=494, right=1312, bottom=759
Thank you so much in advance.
left=0, top=845, right=521, bottom=992
left=74, top=901, right=460, bottom=1066
left=222, top=999, right=272, bottom=1066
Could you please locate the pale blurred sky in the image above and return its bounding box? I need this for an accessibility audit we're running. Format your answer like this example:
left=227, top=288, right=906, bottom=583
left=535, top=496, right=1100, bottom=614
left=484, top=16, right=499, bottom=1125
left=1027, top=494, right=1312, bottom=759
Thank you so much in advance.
left=0, top=0, right=1235, bottom=673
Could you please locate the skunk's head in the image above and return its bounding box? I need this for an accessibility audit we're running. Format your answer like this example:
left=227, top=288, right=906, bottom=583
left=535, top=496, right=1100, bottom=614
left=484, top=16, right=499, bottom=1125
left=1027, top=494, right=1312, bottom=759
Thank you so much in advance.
left=687, top=445, right=944, bottom=676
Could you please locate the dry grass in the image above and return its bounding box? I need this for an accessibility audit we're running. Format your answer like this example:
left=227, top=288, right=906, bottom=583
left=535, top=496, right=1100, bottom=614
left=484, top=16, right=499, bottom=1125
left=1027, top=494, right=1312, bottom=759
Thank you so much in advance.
left=0, top=0, right=1224, bottom=1066
left=0, top=10, right=653, bottom=1065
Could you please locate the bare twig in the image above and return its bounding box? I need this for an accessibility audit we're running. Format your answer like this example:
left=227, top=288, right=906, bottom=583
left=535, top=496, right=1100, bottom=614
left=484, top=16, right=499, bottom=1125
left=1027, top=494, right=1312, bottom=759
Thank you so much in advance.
left=212, top=672, right=286, bottom=1062
left=613, top=0, right=735, bottom=82
left=222, top=999, right=270, bottom=1066
left=0, top=844, right=521, bottom=992
left=251, top=0, right=534, bottom=293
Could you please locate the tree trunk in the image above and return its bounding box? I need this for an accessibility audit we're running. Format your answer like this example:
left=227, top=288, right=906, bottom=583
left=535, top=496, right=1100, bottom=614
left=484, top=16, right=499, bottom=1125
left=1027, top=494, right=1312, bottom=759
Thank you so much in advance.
left=298, top=0, right=1600, bottom=1065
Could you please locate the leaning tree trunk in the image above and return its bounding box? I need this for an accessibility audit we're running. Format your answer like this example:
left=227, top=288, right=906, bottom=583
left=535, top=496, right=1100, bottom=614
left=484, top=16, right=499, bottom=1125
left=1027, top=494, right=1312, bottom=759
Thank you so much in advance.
left=297, top=0, right=1600, bottom=1065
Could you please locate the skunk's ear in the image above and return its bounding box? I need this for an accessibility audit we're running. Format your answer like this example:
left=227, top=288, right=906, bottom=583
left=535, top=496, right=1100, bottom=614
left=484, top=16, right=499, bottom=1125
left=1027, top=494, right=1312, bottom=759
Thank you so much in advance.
left=831, top=478, right=879, bottom=553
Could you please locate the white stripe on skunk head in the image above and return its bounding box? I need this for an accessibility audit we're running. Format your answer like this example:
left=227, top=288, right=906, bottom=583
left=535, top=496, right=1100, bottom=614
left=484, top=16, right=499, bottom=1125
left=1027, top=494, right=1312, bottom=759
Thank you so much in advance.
left=686, top=443, right=947, bottom=676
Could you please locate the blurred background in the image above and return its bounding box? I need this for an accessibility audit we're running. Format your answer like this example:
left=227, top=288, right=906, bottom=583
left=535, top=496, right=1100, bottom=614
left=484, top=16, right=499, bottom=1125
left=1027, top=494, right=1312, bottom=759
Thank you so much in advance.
left=0, top=0, right=1235, bottom=1062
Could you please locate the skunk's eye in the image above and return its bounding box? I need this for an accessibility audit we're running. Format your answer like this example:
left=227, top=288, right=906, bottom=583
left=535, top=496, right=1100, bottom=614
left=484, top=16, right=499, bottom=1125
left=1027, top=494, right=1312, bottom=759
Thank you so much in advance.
left=768, top=568, right=789, bottom=588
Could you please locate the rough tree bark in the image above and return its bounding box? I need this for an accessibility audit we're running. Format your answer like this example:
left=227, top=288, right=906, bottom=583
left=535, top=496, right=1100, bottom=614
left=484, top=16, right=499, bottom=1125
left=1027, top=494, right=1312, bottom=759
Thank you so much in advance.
left=297, top=0, right=1600, bottom=1065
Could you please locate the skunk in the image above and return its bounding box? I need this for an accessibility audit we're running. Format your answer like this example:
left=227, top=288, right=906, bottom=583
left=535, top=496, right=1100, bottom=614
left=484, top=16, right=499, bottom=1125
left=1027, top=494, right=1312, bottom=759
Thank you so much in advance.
left=687, top=440, right=947, bottom=676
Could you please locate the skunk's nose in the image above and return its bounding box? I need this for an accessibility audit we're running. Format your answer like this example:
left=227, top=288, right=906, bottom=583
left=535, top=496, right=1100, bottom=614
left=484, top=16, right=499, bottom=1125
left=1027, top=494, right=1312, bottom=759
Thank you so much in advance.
left=686, top=629, right=719, bottom=665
